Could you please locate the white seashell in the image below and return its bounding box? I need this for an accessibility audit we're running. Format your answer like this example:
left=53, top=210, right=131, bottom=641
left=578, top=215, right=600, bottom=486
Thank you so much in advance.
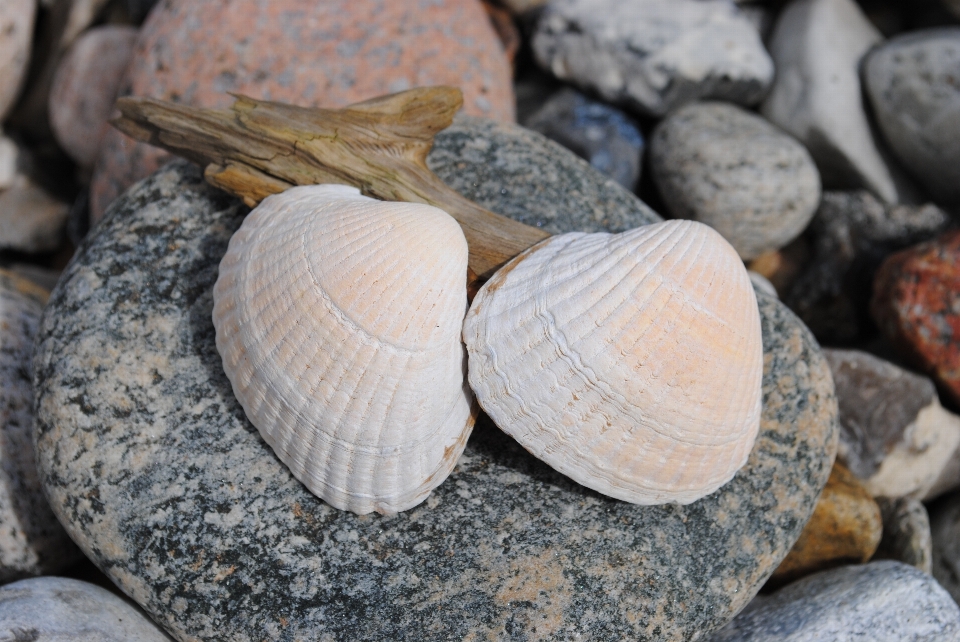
left=213, top=185, right=475, bottom=515
left=464, top=219, right=763, bottom=505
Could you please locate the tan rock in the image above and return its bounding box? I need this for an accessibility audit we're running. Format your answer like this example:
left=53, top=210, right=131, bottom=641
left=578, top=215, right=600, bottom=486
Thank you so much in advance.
left=49, top=26, right=138, bottom=167
left=771, top=462, right=882, bottom=584
left=0, top=0, right=36, bottom=121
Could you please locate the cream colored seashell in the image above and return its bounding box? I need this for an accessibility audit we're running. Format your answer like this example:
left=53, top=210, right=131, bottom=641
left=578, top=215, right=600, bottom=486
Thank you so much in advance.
left=212, top=185, right=475, bottom=515
left=464, top=219, right=763, bottom=505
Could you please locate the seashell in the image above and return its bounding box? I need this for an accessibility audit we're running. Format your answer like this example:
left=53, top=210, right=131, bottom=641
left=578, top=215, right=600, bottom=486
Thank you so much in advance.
left=212, top=184, right=476, bottom=515
left=463, top=219, right=763, bottom=505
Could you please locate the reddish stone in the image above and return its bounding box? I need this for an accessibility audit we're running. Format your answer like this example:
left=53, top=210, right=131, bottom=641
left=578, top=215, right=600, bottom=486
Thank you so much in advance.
left=90, top=0, right=514, bottom=221
left=872, top=230, right=960, bottom=407
left=49, top=26, right=138, bottom=167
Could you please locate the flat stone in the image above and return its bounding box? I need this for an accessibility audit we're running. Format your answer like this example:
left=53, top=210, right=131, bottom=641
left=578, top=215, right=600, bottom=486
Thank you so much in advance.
left=90, top=0, right=514, bottom=221
left=34, top=154, right=837, bottom=640
left=428, top=115, right=661, bottom=234
left=0, top=0, right=35, bottom=121
left=872, top=230, right=960, bottom=407
left=824, top=349, right=960, bottom=500
left=770, top=462, right=881, bottom=585
left=650, top=101, right=821, bottom=261
left=876, top=497, right=932, bottom=574
left=864, top=28, right=960, bottom=205
left=785, top=191, right=950, bottom=344
left=0, top=270, right=82, bottom=583
left=0, top=174, right=71, bottom=253
left=930, top=492, right=960, bottom=605
left=0, top=576, right=173, bottom=640
left=532, top=0, right=773, bottom=118
left=523, top=87, right=644, bottom=191
left=760, top=0, right=917, bottom=204
left=710, top=561, right=960, bottom=641
left=49, top=25, right=138, bottom=167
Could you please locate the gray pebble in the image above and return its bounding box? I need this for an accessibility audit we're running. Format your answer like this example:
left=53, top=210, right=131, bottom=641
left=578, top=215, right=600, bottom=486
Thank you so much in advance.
left=931, top=493, right=960, bottom=606
left=0, top=576, right=173, bottom=640
left=651, top=101, right=821, bottom=261
left=710, top=561, right=960, bottom=641
left=876, top=497, right=933, bottom=574
left=864, top=28, right=960, bottom=205
left=532, top=0, right=773, bottom=117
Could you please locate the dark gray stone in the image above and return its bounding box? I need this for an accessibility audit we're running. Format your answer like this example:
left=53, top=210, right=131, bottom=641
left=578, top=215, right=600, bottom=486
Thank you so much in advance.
left=531, top=0, right=773, bottom=118
left=931, top=492, right=960, bottom=605
left=876, top=497, right=933, bottom=574
left=33, top=154, right=836, bottom=638
left=710, top=561, right=960, bottom=641
left=650, top=101, right=821, bottom=261
left=0, top=270, right=81, bottom=583
left=864, top=28, right=960, bottom=205
left=0, top=576, right=173, bottom=640
left=785, top=191, right=951, bottom=343
left=523, top=87, right=644, bottom=191
left=429, top=114, right=661, bottom=234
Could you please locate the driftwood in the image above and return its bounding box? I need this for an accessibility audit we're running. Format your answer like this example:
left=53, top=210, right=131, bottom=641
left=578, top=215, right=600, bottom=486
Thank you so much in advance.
left=111, top=86, right=550, bottom=284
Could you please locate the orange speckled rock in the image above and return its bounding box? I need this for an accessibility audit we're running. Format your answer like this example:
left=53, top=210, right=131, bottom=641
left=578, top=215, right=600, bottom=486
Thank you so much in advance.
left=770, top=462, right=882, bottom=585
left=872, top=230, right=960, bottom=408
left=90, top=0, right=514, bottom=221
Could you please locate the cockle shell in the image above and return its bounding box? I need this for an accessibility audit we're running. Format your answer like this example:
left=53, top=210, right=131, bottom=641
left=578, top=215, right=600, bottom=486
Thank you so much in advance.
left=212, top=185, right=475, bottom=515
left=463, top=219, right=763, bottom=505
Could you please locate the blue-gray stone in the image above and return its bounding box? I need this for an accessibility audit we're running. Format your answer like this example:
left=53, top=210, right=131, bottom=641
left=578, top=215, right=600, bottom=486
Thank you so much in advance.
left=32, top=117, right=836, bottom=640
left=710, top=561, right=960, bottom=641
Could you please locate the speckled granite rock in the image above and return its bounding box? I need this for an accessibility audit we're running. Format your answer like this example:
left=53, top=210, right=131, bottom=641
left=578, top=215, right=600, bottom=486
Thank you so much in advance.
left=770, top=462, right=881, bottom=585
left=876, top=497, right=932, bottom=574
left=864, top=28, right=960, bottom=204
left=0, top=576, right=173, bottom=640
left=428, top=115, right=661, bottom=234
left=710, top=561, right=960, bottom=641
left=523, top=87, right=645, bottom=191
left=532, top=0, right=773, bottom=118
left=650, top=101, right=821, bottom=261
left=90, top=0, right=514, bottom=221
left=33, top=158, right=837, bottom=640
left=0, top=270, right=82, bottom=583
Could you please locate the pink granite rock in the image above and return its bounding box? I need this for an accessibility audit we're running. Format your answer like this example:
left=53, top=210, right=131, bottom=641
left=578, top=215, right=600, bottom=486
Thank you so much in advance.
left=90, top=0, right=514, bottom=221
left=0, top=0, right=36, bottom=121
left=49, top=25, right=138, bottom=168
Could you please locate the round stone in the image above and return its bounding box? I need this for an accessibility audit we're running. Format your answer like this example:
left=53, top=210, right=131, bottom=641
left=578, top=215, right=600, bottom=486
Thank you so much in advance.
left=35, top=140, right=836, bottom=639
left=90, top=0, right=514, bottom=221
left=651, top=101, right=821, bottom=261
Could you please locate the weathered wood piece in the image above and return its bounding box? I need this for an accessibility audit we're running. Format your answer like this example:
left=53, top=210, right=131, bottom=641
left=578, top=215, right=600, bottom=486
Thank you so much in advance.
left=111, top=87, right=550, bottom=281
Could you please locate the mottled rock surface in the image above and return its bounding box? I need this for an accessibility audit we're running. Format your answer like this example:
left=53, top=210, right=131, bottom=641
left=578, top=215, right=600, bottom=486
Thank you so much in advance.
left=864, top=28, right=960, bottom=204
left=711, top=561, right=960, bottom=641
left=49, top=25, right=138, bottom=167
left=91, top=0, right=514, bottom=220
left=34, top=155, right=836, bottom=640
left=0, top=175, right=70, bottom=254
left=650, top=101, right=821, bottom=261
left=771, top=463, right=880, bottom=584
left=0, top=0, right=35, bottom=121
left=785, top=191, right=950, bottom=344
left=0, top=270, right=82, bottom=583
left=761, top=0, right=916, bottom=204
left=0, top=576, right=173, bottom=640
left=524, top=87, right=644, bottom=191
left=876, top=497, right=932, bottom=574
left=532, top=0, right=773, bottom=118
left=872, top=231, right=960, bottom=407
left=428, top=115, right=661, bottom=234
left=825, top=349, right=960, bottom=500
